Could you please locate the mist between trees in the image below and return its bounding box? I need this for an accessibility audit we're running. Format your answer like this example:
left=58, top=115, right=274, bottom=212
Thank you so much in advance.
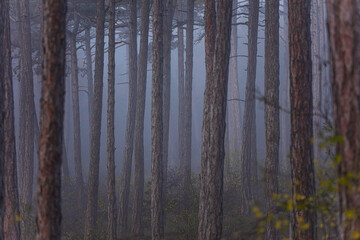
left=0, top=0, right=359, bottom=240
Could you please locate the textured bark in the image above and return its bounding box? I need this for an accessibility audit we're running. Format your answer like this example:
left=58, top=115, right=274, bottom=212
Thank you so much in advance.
left=227, top=0, right=241, bottom=163
left=84, top=0, right=105, bottom=238
left=326, top=1, right=360, bottom=239
left=70, top=13, right=84, bottom=208
left=151, top=0, right=164, bottom=238
left=85, top=26, right=94, bottom=127
left=19, top=0, right=35, bottom=212
left=132, top=0, right=150, bottom=236
left=3, top=2, right=21, bottom=237
left=35, top=0, right=66, bottom=238
left=118, top=0, right=137, bottom=234
left=198, top=1, right=232, bottom=239
left=288, top=0, right=316, bottom=239
left=240, top=0, right=259, bottom=215
left=106, top=0, right=116, bottom=239
left=198, top=0, right=216, bottom=238
left=264, top=0, right=280, bottom=239
left=177, top=0, right=185, bottom=169
left=1, top=1, right=7, bottom=238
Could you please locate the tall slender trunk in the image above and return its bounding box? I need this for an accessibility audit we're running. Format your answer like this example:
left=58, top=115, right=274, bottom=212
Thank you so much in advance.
left=183, top=0, right=194, bottom=205
left=198, top=1, right=232, bottom=239
left=1, top=1, right=8, bottom=238
left=3, top=1, right=21, bottom=237
left=19, top=0, right=35, bottom=236
left=162, top=0, right=175, bottom=214
left=264, top=0, right=280, bottom=239
left=106, top=0, right=116, bottom=239
left=84, top=0, right=105, bottom=238
left=85, top=26, right=94, bottom=127
left=35, top=0, right=66, bottom=238
left=70, top=13, right=84, bottom=208
left=132, top=0, right=150, bottom=236
left=240, top=0, right=259, bottom=215
left=177, top=0, right=185, bottom=169
left=118, top=0, right=137, bottom=234
left=288, top=0, right=316, bottom=239
left=151, top=0, right=164, bottom=238
left=326, top=1, right=360, bottom=239
left=228, top=0, right=241, bottom=163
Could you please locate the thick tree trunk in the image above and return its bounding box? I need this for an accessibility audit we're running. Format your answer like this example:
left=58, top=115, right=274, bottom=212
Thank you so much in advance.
left=151, top=0, right=164, bottom=238
left=326, top=1, right=360, bottom=239
left=3, top=2, right=21, bottom=238
left=84, top=0, right=105, bottom=238
left=198, top=1, right=232, bottom=240
left=264, top=0, right=280, bottom=239
left=288, top=0, right=317, bottom=239
left=106, top=0, right=116, bottom=239
left=227, top=0, right=241, bottom=163
left=35, top=0, right=66, bottom=238
left=118, top=0, right=137, bottom=234
left=132, top=0, right=150, bottom=236
left=177, top=0, right=185, bottom=169
left=198, top=0, right=216, bottom=238
left=240, top=0, right=259, bottom=215
left=70, top=14, right=84, bottom=208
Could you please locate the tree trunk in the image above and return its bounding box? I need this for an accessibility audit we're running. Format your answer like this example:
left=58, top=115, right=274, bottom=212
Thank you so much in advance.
left=198, top=1, right=232, bottom=239
left=85, top=26, right=94, bottom=127
left=84, top=0, right=105, bottom=238
left=326, top=1, right=360, bottom=239
left=182, top=0, right=194, bottom=206
left=240, top=0, right=259, bottom=215
left=118, top=0, right=137, bottom=234
left=132, top=0, right=150, bottom=236
left=264, top=0, right=280, bottom=239
left=198, top=0, right=216, bottom=238
left=3, top=2, right=21, bottom=237
left=288, top=0, right=316, bottom=239
left=1, top=1, right=7, bottom=238
left=227, top=0, right=241, bottom=164
left=106, top=0, right=116, bottom=239
left=35, top=0, right=66, bottom=238
left=151, top=0, right=164, bottom=238
left=70, top=13, right=84, bottom=208
left=177, top=0, right=185, bottom=169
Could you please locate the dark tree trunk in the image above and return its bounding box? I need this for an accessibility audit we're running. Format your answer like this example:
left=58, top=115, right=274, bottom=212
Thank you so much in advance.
left=106, top=0, right=116, bottom=239
left=84, top=0, right=105, bottom=238
left=177, top=0, right=185, bottom=169
left=85, top=26, right=94, bottom=127
left=70, top=13, right=84, bottom=208
left=151, top=0, right=164, bottom=238
left=3, top=1, right=21, bottom=237
left=132, top=0, right=150, bottom=236
left=264, top=0, right=280, bottom=239
left=35, top=0, right=66, bottom=238
left=326, top=1, right=360, bottom=239
left=198, top=0, right=216, bottom=238
left=240, top=0, right=259, bottom=215
left=198, top=1, right=232, bottom=239
left=288, top=0, right=316, bottom=239
left=1, top=0, right=7, bottom=238
left=182, top=0, right=194, bottom=201
left=118, top=0, right=137, bottom=234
